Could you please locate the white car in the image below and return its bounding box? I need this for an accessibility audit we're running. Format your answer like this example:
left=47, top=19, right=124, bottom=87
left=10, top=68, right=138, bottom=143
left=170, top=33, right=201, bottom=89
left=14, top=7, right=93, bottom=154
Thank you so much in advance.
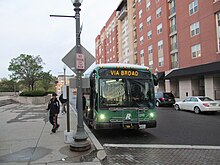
left=174, top=96, right=220, bottom=114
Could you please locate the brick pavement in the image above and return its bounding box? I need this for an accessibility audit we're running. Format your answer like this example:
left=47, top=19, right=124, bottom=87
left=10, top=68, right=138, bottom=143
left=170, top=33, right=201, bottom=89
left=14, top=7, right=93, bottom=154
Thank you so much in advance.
left=103, top=147, right=220, bottom=165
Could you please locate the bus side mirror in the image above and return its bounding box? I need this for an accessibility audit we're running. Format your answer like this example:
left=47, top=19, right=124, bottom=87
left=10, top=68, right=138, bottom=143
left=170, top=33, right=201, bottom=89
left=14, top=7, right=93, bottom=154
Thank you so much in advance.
left=153, top=74, right=158, bottom=86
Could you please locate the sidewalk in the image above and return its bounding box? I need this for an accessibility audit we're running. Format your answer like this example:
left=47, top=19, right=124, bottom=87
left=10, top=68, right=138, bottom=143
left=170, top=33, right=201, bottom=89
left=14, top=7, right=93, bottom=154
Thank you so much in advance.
left=0, top=101, right=102, bottom=165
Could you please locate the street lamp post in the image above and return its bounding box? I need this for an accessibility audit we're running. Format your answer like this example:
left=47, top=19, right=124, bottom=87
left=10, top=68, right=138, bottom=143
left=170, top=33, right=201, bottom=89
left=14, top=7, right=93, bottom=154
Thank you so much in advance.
left=70, top=0, right=91, bottom=152
left=63, top=65, right=67, bottom=99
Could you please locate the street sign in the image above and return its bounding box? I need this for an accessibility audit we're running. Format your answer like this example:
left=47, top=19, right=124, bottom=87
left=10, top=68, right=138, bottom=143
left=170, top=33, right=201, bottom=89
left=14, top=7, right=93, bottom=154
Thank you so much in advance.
left=76, top=53, right=85, bottom=70
left=62, top=45, right=95, bottom=74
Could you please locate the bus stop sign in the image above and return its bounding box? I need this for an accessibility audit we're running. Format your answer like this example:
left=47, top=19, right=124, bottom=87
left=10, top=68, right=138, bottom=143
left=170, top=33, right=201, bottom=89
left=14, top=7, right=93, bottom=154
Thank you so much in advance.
left=62, top=45, right=95, bottom=74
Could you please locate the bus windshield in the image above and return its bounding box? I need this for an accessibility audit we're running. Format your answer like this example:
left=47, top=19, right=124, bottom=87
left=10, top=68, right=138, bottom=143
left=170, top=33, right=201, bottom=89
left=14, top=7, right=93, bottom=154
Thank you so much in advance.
left=99, top=78, right=154, bottom=109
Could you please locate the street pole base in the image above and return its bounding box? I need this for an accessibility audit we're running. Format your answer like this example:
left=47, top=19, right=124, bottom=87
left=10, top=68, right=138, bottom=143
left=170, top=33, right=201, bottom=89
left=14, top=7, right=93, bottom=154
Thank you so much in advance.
left=70, top=139, right=91, bottom=152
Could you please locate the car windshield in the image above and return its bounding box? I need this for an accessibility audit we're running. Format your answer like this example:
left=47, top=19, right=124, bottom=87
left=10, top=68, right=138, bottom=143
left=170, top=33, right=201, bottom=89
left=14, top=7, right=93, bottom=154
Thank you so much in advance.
left=198, top=97, right=214, bottom=101
left=99, top=78, right=154, bottom=108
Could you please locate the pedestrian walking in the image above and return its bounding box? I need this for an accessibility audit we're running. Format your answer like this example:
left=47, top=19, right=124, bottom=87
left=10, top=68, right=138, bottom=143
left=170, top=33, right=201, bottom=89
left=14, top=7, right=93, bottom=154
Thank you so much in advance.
left=46, top=92, right=60, bottom=133
left=82, top=93, right=86, bottom=112
left=59, top=93, right=67, bottom=114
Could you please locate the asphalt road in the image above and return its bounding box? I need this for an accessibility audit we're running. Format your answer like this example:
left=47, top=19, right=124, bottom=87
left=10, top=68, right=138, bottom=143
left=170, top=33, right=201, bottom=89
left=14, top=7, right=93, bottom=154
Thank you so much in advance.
left=91, top=106, right=220, bottom=146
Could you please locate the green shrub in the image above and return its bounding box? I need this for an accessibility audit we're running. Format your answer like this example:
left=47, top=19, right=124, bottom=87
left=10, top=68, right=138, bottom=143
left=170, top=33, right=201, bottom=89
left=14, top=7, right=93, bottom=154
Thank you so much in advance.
left=46, top=91, right=56, bottom=95
left=19, top=90, right=48, bottom=97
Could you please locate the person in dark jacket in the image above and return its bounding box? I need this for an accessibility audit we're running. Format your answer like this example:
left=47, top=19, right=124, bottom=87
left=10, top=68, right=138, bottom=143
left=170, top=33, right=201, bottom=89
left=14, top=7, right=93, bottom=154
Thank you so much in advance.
left=82, top=93, right=86, bottom=112
left=47, top=92, right=60, bottom=133
left=76, top=93, right=86, bottom=112
left=59, top=93, right=67, bottom=114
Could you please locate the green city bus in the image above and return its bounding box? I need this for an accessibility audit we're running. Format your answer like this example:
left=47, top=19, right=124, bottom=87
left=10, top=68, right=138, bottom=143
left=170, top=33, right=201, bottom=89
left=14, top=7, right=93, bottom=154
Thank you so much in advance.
left=84, top=63, right=158, bottom=130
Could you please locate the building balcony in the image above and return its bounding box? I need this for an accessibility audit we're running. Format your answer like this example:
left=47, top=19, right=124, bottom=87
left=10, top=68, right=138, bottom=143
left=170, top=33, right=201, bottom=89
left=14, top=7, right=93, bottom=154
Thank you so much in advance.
left=171, top=61, right=179, bottom=69
left=133, top=10, right=136, bottom=19
left=169, top=7, right=176, bottom=19
left=170, top=25, right=177, bottom=33
left=117, top=9, right=128, bottom=21
left=171, top=42, right=178, bottom=51
left=133, top=0, right=136, bottom=8
left=134, top=38, right=137, bottom=43
left=133, top=24, right=136, bottom=30
left=134, top=47, right=138, bottom=54
left=170, top=7, right=176, bottom=16
left=133, top=14, right=136, bottom=19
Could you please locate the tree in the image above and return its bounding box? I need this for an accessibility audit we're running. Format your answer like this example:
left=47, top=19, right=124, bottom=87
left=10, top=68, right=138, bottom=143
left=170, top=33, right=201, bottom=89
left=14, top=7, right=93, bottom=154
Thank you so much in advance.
left=37, top=71, right=55, bottom=92
left=8, top=54, right=43, bottom=91
left=0, top=78, right=19, bottom=92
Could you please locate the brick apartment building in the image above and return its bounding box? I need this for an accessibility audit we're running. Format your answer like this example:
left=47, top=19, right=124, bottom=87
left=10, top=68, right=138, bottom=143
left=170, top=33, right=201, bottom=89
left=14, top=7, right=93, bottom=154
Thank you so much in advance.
left=95, top=0, right=220, bottom=100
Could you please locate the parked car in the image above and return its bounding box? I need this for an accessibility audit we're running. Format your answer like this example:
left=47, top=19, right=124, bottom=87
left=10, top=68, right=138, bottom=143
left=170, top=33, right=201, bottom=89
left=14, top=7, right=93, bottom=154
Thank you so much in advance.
left=174, top=96, right=220, bottom=114
left=155, top=92, right=175, bottom=107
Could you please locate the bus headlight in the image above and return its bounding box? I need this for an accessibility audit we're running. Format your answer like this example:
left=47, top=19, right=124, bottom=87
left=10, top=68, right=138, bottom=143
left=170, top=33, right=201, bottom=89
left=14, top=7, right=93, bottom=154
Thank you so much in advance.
left=99, top=114, right=105, bottom=120
left=149, top=113, right=154, bottom=118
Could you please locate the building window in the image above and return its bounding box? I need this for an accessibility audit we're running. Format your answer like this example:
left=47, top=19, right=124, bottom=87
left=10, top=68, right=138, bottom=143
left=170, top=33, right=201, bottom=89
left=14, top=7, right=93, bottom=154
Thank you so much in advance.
left=147, top=30, right=152, bottom=40
left=156, top=0, right=160, bottom=3
left=146, top=0, right=151, bottom=11
left=158, top=56, right=164, bottom=67
left=171, top=35, right=178, bottom=50
left=169, top=0, right=176, bottom=15
left=190, top=21, right=200, bottom=37
left=147, top=16, right=152, bottom=25
left=139, top=9, right=143, bottom=19
left=171, top=53, right=179, bottom=68
left=157, top=23, right=162, bottom=34
left=140, top=49, right=144, bottom=57
left=149, top=54, right=153, bottom=66
left=139, top=22, right=143, bottom=31
left=191, top=44, right=201, bottom=58
left=148, top=45, right=153, bottom=54
left=216, top=12, right=220, bottom=52
left=140, top=36, right=144, bottom=44
left=148, top=45, right=153, bottom=67
left=156, top=7, right=162, bottom=18
left=158, top=40, right=163, bottom=51
left=170, top=16, right=177, bottom=33
left=189, top=0, right=198, bottom=16
left=138, top=0, right=142, bottom=4
left=158, top=40, right=164, bottom=67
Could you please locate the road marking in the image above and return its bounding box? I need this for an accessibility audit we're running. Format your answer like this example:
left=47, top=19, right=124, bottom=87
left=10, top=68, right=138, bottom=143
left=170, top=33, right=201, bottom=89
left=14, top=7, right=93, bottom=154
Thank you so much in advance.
left=103, top=144, right=220, bottom=150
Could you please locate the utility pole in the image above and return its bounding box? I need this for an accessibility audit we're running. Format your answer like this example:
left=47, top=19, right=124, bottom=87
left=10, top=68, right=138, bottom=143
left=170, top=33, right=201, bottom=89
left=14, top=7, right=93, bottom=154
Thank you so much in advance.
left=69, top=0, right=91, bottom=152
left=50, top=1, right=91, bottom=150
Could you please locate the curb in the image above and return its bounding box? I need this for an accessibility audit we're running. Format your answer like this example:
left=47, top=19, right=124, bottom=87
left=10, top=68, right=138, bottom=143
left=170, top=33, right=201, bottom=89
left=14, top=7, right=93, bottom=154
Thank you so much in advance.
left=69, top=104, right=107, bottom=161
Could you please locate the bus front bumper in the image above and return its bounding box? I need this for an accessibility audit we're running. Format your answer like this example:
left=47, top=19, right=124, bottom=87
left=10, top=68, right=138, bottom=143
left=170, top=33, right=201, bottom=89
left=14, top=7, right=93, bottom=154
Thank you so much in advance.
left=94, top=120, right=157, bottom=130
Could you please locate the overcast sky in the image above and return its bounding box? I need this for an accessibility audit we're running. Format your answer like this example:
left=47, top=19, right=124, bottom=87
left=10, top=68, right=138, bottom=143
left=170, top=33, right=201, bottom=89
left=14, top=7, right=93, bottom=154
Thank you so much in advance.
left=0, top=0, right=119, bottom=78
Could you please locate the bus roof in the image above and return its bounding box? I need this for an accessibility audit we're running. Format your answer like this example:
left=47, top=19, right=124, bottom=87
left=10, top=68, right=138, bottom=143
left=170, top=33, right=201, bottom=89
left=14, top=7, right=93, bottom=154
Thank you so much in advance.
left=83, top=63, right=150, bottom=78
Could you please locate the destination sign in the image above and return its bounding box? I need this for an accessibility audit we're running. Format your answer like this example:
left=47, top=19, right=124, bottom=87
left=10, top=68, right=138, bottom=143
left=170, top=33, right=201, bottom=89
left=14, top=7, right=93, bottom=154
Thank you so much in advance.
left=110, top=70, right=139, bottom=77
left=99, top=68, right=151, bottom=79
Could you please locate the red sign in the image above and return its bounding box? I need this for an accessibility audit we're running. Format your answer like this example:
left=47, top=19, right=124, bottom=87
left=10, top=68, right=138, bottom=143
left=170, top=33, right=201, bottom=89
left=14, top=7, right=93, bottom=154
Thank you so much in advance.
left=76, top=53, right=85, bottom=70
